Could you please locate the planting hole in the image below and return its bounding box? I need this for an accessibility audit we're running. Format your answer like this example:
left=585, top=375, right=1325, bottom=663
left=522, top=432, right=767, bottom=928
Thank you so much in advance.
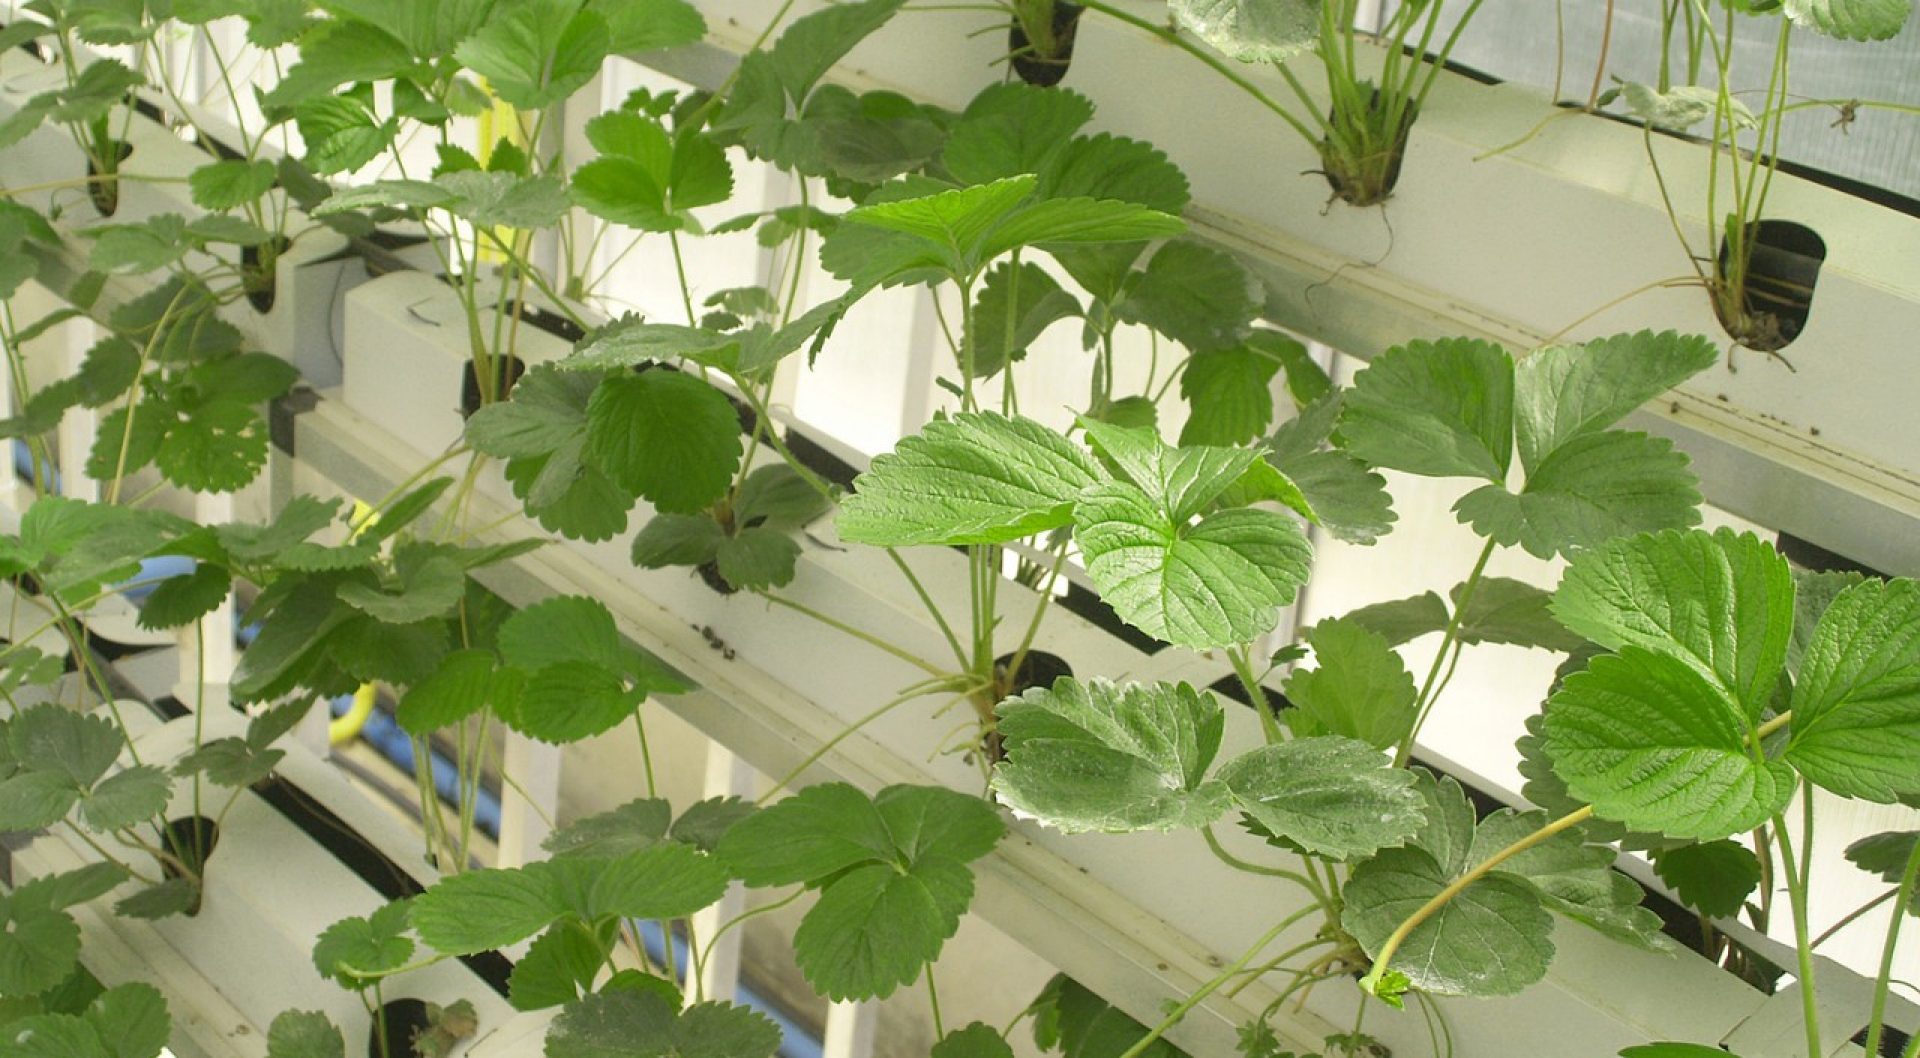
left=1009, top=2, right=1082, bottom=87
left=85, top=140, right=134, bottom=218
left=368, top=998, right=430, bottom=1058
left=1715, top=219, right=1826, bottom=353
left=460, top=355, right=527, bottom=418
left=242, top=236, right=293, bottom=314
left=159, top=815, right=219, bottom=914
left=993, top=649, right=1073, bottom=698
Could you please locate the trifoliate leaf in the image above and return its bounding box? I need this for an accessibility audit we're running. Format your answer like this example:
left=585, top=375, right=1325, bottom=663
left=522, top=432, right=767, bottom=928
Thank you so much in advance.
left=585, top=370, right=743, bottom=515
left=293, top=94, right=395, bottom=174
left=1454, top=430, right=1701, bottom=559
left=454, top=0, right=610, bottom=110
left=78, top=766, right=169, bottom=832
left=1845, top=831, right=1920, bottom=896
left=1783, top=0, right=1912, bottom=40
left=1343, top=592, right=1451, bottom=647
left=266, top=1011, right=344, bottom=1058
left=336, top=553, right=464, bottom=624
left=153, top=399, right=273, bottom=494
left=10, top=705, right=123, bottom=789
left=395, top=649, right=499, bottom=734
left=1544, top=648, right=1793, bottom=840
left=1467, top=807, right=1671, bottom=952
left=545, top=799, right=672, bottom=860
left=1339, top=338, right=1515, bottom=481
left=312, top=900, right=414, bottom=988
left=1785, top=579, right=1920, bottom=802
left=1179, top=343, right=1278, bottom=446
left=1169, top=0, right=1318, bottom=62
left=136, top=563, right=230, bottom=631
left=561, top=321, right=740, bottom=374
left=1653, top=840, right=1762, bottom=918
left=1073, top=484, right=1310, bottom=649
left=992, top=679, right=1230, bottom=833
left=965, top=261, right=1078, bottom=379
left=412, top=867, right=560, bottom=955
left=436, top=170, right=570, bottom=230
left=1551, top=528, right=1794, bottom=716
left=1513, top=331, right=1717, bottom=473
left=1219, top=737, right=1423, bottom=860
left=1038, top=132, right=1191, bottom=214
left=544, top=991, right=781, bottom=1058
left=1283, top=619, right=1417, bottom=750
left=260, top=20, right=412, bottom=108
left=837, top=413, right=1103, bottom=546
left=1116, top=242, right=1260, bottom=354
left=1345, top=847, right=1554, bottom=997
left=769, top=0, right=906, bottom=102
left=87, top=215, right=189, bottom=276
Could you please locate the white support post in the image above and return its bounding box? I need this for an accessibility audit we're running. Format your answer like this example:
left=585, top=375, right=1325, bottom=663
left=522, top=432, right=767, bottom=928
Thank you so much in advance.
left=691, top=743, right=757, bottom=1004
left=821, top=1000, right=878, bottom=1058
left=58, top=318, right=100, bottom=502
left=495, top=732, right=562, bottom=868
left=174, top=492, right=236, bottom=713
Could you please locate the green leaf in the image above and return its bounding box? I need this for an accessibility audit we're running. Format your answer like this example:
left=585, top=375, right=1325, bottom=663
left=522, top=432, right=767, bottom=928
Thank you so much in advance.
left=769, top=0, right=905, bottom=102
left=562, top=321, right=739, bottom=373
left=455, top=0, right=610, bottom=110
left=631, top=513, right=725, bottom=570
left=1219, top=737, right=1423, bottom=860
left=1283, top=619, right=1417, bottom=750
left=265, top=1011, right=344, bottom=1058
left=566, top=844, right=730, bottom=920
left=716, top=783, right=896, bottom=886
left=395, top=649, right=498, bottom=734
left=0, top=900, right=80, bottom=997
left=1266, top=392, right=1395, bottom=546
left=544, top=992, right=781, bottom=1058
left=412, top=866, right=559, bottom=955
left=1343, top=592, right=1451, bottom=647
left=20, top=864, right=127, bottom=912
left=1785, top=578, right=1920, bottom=801
left=942, top=84, right=1092, bottom=186
left=932, top=1024, right=1015, bottom=1058
left=837, top=413, right=1103, bottom=546
left=714, top=528, right=800, bottom=591
left=312, top=900, right=414, bottom=988
left=1544, top=648, right=1793, bottom=840
left=1073, top=483, right=1310, bottom=649
left=1117, top=242, right=1260, bottom=354
left=1180, top=344, right=1278, bottom=446
left=1038, top=132, right=1191, bottom=214
left=1455, top=577, right=1588, bottom=653
left=136, top=563, right=230, bottom=631
left=261, top=19, right=412, bottom=108
left=1653, top=839, right=1762, bottom=918
left=78, top=766, right=168, bottom=832
left=87, top=216, right=188, bottom=276
left=293, top=94, right=395, bottom=174
left=509, top=925, right=607, bottom=1011
left=496, top=661, right=645, bottom=744
left=436, top=171, right=571, bottom=230
left=1467, top=807, right=1671, bottom=952
left=1455, top=430, right=1701, bottom=559
left=1618, top=1046, right=1735, bottom=1058
left=114, top=878, right=198, bottom=921
left=844, top=176, right=1037, bottom=270
left=1846, top=831, right=1920, bottom=896
left=153, top=399, right=273, bottom=494
left=87, top=982, right=169, bottom=1058
left=336, top=553, right=464, bottom=624
left=586, top=370, right=743, bottom=515
left=671, top=797, right=758, bottom=852
left=991, top=678, right=1230, bottom=833
left=10, top=706, right=123, bottom=788
left=545, top=798, right=671, bottom=859
left=1339, top=338, right=1515, bottom=481
left=1783, top=0, right=1912, bottom=39
left=1169, top=0, right=1318, bottom=61
left=1551, top=528, right=1793, bottom=715
left=1513, top=331, right=1717, bottom=473
left=188, top=159, right=278, bottom=211
left=0, top=772, right=82, bottom=831
left=793, top=859, right=966, bottom=1000
left=587, top=0, right=705, bottom=52
left=965, top=261, right=1078, bottom=379
left=1344, top=847, right=1554, bottom=997
left=172, top=738, right=282, bottom=789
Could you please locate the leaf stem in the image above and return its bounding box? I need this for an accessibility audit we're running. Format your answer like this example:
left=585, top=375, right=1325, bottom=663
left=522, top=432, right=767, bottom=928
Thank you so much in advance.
left=1771, top=790, right=1822, bottom=1058
left=1861, top=837, right=1920, bottom=1057
left=755, top=678, right=975, bottom=804
left=1396, top=537, right=1496, bottom=767
left=1114, top=916, right=1295, bottom=1058
left=1203, top=825, right=1325, bottom=903
left=755, top=591, right=947, bottom=677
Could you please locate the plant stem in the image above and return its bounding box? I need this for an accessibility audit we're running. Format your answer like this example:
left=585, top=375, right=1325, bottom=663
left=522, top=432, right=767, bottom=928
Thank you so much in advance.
left=756, top=678, right=972, bottom=803
left=1861, top=838, right=1920, bottom=1057
left=1227, top=645, right=1284, bottom=745
left=1811, top=886, right=1899, bottom=950
left=1771, top=791, right=1822, bottom=1058
left=926, top=962, right=945, bottom=1038
left=1114, top=917, right=1294, bottom=1058
left=1396, top=537, right=1496, bottom=767
left=1203, top=825, right=1327, bottom=902
left=755, top=591, right=947, bottom=677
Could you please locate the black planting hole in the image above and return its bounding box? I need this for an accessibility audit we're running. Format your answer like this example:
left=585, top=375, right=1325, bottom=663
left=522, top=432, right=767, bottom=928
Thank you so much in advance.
left=1320, top=89, right=1419, bottom=207
left=1009, top=1, right=1083, bottom=87
left=1715, top=219, right=1826, bottom=353
left=1776, top=531, right=1887, bottom=579
left=85, top=139, right=134, bottom=218
left=159, top=815, right=218, bottom=914
left=994, top=649, right=1073, bottom=698
left=1853, top=1023, right=1913, bottom=1057
left=460, top=355, right=527, bottom=418
left=242, top=236, right=293, bottom=314
left=696, top=560, right=736, bottom=597
left=369, top=998, right=431, bottom=1058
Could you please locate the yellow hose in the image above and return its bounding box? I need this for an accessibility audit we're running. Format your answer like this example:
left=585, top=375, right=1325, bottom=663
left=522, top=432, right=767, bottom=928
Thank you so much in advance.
left=330, top=499, right=382, bottom=746
left=329, top=682, right=378, bottom=746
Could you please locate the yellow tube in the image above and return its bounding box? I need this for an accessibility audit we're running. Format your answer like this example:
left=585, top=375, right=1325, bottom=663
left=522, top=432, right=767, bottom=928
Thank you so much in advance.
left=329, top=682, right=378, bottom=746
